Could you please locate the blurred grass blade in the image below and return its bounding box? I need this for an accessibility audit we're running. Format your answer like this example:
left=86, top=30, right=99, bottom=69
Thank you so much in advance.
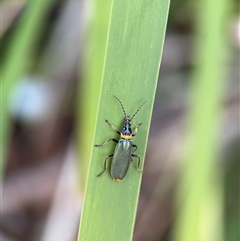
left=173, top=0, right=229, bottom=240
left=78, top=0, right=170, bottom=240
left=1, top=0, right=55, bottom=179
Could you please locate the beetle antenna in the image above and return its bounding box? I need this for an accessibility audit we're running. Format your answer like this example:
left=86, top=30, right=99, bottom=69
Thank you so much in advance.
left=114, top=95, right=127, bottom=117
left=130, top=99, right=148, bottom=121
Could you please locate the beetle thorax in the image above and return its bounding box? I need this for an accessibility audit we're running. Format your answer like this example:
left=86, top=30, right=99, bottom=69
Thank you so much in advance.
left=121, top=116, right=132, bottom=137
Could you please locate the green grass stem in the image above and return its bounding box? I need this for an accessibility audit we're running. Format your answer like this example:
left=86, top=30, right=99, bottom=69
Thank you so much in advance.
left=78, top=0, right=170, bottom=240
left=173, top=0, right=229, bottom=240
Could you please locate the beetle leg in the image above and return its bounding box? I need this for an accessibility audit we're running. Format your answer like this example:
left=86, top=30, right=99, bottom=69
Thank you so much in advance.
left=131, top=154, right=143, bottom=173
left=132, top=144, right=138, bottom=153
left=94, top=138, right=118, bottom=147
left=97, top=154, right=114, bottom=177
left=132, top=122, right=142, bottom=136
left=105, top=119, right=121, bottom=135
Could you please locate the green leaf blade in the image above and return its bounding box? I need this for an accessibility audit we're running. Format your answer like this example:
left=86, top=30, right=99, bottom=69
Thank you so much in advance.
left=78, top=0, right=170, bottom=240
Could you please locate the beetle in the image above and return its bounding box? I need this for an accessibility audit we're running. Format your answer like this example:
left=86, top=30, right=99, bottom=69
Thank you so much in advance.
left=95, top=95, right=148, bottom=182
